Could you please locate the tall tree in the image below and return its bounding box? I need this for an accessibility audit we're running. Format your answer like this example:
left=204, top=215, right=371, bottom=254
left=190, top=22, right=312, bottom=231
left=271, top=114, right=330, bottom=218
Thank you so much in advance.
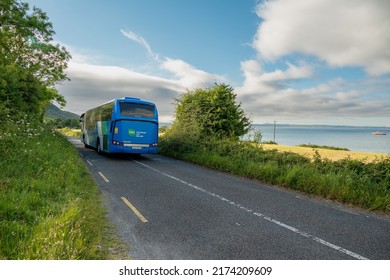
left=0, top=0, right=70, bottom=118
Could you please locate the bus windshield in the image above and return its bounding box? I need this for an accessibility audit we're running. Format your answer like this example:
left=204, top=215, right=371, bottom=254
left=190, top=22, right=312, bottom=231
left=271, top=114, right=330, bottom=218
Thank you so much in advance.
left=119, top=102, right=155, bottom=118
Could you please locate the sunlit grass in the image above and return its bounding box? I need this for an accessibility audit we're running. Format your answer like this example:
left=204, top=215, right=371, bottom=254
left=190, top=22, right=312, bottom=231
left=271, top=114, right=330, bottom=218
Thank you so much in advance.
left=57, top=127, right=81, bottom=138
left=0, top=116, right=127, bottom=259
left=262, top=144, right=389, bottom=162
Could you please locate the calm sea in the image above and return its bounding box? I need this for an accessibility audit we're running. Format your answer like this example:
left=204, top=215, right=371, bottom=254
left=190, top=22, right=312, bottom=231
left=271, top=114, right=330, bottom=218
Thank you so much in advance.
left=252, top=124, right=390, bottom=154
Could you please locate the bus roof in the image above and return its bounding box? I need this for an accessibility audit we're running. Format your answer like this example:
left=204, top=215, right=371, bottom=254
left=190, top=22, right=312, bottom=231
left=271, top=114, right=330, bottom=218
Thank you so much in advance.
left=117, top=97, right=154, bottom=104
left=84, top=97, right=156, bottom=114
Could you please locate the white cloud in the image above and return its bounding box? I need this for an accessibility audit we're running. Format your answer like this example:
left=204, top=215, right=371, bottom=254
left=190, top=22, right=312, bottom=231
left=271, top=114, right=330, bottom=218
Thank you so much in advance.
left=56, top=20, right=390, bottom=126
left=53, top=41, right=103, bottom=64
left=235, top=0, right=390, bottom=124
left=237, top=59, right=313, bottom=95
left=236, top=60, right=390, bottom=121
left=240, top=79, right=390, bottom=121
left=253, top=0, right=390, bottom=75
left=161, top=57, right=226, bottom=89
left=54, top=26, right=229, bottom=120
left=57, top=41, right=225, bottom=121
left=120, top=29, right=159, bottom=61
left=58, top=62, right=182, bottom=120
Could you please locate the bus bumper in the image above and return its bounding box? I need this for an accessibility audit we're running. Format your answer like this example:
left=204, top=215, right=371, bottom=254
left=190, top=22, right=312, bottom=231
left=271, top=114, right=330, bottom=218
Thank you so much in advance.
left=109, top=143, right=158, bottom=154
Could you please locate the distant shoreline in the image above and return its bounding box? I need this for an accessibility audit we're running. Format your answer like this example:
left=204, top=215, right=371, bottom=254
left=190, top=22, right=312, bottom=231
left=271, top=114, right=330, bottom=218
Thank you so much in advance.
left=253, top=123, right=390, bottom=130
left=161, top=122, right=390, bottom=129
left=252, top=124, right=390, bottom=154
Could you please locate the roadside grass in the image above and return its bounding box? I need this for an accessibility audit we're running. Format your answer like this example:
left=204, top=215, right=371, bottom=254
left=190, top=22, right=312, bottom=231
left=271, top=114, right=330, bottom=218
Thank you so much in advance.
left=57, top=127, right=81, bottom=138
left=0, top=115, right=127, bottom=259
left=159, top=133, right=390, bottom=214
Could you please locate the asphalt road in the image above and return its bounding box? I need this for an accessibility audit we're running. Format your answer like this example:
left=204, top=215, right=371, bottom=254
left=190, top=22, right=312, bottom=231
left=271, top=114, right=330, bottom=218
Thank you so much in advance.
left=69, top=137, right=390, bottom=260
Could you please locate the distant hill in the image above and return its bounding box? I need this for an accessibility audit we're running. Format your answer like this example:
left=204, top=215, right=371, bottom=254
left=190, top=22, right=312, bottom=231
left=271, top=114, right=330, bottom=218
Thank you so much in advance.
left=45, top=103, right=79, bottom=120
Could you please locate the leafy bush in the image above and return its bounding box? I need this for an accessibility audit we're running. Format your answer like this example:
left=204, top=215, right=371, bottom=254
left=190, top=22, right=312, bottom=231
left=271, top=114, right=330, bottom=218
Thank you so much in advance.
left=172, top=83, right=251, bottom=140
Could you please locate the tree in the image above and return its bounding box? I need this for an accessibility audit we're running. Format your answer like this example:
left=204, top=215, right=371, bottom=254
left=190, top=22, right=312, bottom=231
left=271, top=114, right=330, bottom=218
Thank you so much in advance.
left=172, top=83, right=251, bottom=140
left=0, top=0, right=70, bottom=119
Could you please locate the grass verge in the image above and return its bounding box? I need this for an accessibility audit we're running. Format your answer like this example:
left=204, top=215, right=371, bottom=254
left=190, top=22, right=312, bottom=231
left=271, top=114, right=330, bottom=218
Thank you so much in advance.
left=159, top=133, right=390, bottom=214
left=0, top=116, right=127, bottom=259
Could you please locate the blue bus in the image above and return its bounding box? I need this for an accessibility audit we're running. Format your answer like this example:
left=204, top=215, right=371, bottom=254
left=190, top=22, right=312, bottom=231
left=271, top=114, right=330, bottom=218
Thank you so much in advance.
left=80, top=97, right=158, bottom=154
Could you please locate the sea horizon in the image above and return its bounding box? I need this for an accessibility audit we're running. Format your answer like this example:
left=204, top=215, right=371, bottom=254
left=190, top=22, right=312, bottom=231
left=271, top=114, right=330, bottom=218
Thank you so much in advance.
left=254, top=123, right=390, bottom=129
left=252, top=124, right=390, bottom=154
left=159, top=122, right=390, bottom=154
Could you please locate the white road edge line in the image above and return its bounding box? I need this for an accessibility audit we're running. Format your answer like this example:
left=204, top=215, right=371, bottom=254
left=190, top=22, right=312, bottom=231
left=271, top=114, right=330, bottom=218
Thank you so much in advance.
left=134, top=160, right=369, bottom=260
left=98, top=171, right=110, bottom=183
left=87, top=160, right=93, bottom=166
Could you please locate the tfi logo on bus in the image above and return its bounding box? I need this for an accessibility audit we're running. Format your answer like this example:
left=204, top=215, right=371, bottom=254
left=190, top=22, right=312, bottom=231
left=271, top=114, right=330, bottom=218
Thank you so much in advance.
left=128, top=128, right=136, bottom=137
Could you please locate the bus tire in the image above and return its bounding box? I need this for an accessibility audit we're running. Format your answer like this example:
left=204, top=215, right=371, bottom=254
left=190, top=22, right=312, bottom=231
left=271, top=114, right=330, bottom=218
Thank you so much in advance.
left=97, top=138, right=102, bottom=155
left=83, top=134, right=89, bottom=148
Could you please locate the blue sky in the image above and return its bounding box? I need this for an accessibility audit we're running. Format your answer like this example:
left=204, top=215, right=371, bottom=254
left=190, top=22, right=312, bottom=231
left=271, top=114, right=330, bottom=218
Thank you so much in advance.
left=25, top=0, right=390, bottom=126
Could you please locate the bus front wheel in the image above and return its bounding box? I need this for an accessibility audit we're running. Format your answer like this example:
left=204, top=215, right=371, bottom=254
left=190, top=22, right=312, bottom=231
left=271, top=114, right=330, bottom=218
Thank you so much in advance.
left=97, top=138, right=102, bottom=155
left=83, top=134, right=90, bottom=149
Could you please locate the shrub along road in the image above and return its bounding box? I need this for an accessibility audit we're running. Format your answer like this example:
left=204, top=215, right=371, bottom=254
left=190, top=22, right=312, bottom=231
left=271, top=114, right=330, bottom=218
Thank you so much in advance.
left=69, top=138, right=390, bottom=260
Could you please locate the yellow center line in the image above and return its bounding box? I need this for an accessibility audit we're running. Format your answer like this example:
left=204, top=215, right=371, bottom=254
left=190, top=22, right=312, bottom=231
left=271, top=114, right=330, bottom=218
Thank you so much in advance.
left=98, top=171, right=110, bottom=183
left=121, top=197, right=148, bottom=223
